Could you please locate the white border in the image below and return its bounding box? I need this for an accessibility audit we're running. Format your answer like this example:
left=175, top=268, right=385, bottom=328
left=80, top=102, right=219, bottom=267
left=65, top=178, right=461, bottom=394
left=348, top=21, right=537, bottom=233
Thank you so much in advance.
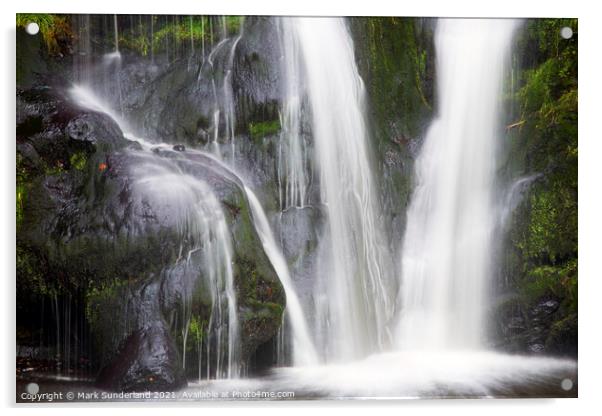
left=3, top=1, right=600, bottom=415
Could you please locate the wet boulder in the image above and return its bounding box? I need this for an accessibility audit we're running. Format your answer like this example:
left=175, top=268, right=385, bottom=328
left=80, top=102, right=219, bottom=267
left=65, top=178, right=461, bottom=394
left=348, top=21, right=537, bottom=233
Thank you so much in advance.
left=17, top=87, right=285, bottom=390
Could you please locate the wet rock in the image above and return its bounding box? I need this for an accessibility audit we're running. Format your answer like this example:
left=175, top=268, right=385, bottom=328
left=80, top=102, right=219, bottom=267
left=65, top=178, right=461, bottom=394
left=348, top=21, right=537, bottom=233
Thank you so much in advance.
left=232, top=17, right=283, bottom=127
left=17, top=86, right=285, bottom=390
left=528, top=343, right=545, bottom=354
left=173, top=144, right=185, bottom=152
left=545, top=314, right=578, bottom=357
left=491, top=293, right=576, bottom=357
left=97, top=324, right=186, bottom=392
left=96, top=280, right=186, bottom=392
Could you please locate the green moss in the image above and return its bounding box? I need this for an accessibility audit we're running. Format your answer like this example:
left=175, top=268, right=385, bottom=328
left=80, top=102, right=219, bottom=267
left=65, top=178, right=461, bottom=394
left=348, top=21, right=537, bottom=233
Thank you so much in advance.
left=69, top=151, right=88, bottom=171
left=353, top=17, right=433, bottom=143
left=85, top=279, right=129, bottom=347
left=188, top=315, right=206, bottom=343
left=500, top=19, right=578, bottom=339
left=16, top=246, right=53, bottom=297
left=248, top=119, right=281, bottom=140
left=243, top=301, right=283, bottom=322
left=16, top=153, right=30, bottom=227
left=119, top=16, right=244, bottom=57
left=545, top=313, right=577, bottom=352
left=225, top=16, right=244, bottom=35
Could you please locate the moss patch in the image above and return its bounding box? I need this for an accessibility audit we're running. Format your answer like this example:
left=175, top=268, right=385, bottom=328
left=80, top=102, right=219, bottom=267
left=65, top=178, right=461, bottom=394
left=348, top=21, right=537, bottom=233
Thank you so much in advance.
left=248, top=119, right=281, bottom=141
left=69, top=151, right=88, bottom=171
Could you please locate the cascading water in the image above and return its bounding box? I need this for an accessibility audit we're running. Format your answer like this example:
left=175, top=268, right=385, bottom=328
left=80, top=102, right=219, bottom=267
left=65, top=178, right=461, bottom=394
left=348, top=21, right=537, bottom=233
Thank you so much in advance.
left=204, top=18, right=244, bottom=162
left=277, top=18, right=311, bottom=210
left=396, top=19, right=518, bottom=350
left=245, top=188, right=318, bottom=366
left=291, top=17, right=394, bottom=361
left=69, top=86, right=242, bottom=379
left=129, top=153, right=241, bottom=379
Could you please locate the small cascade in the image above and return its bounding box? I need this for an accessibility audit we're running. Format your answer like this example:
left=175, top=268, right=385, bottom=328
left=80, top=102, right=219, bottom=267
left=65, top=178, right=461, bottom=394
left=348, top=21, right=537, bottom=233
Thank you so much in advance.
left=72, top=15, right=92, bottom=85
left=499, top=174, right=541, bottom=228
left=223, top=28, right=243, bottom=161
left=277, top=18, right=311, bottom=210
left=245, top=188, right=318, bottom=366
left=129, top=154, right=241, bottom=379
left=113, top=14, right=119, bottom=52
left=203, top=19, right=244, bottom=164
left=69, top=86, right=242, bottom=379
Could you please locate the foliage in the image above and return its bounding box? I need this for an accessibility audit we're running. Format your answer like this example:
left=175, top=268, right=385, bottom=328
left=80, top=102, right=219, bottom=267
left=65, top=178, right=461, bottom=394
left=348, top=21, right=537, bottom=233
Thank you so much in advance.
left=249, top=119, right=281, bottom=140
left=16, top=13, right=72, bottom=55
left=69, top=151, right=88, bottom=171
left=188, top=315, right=206, bottom=343
left=16, top=153, right=28, bottom=226
left=504, top=19, right=578, bottom=319
left=16, top=246, right=52, bottom=297
left=119, top=15, right=244, bottom=57
left=85, top=279, right=128, bottom=330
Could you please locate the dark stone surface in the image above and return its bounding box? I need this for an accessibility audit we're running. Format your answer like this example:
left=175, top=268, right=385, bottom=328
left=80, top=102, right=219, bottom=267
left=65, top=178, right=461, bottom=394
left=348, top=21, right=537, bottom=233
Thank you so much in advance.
left=16, top=86, right=285, bottom=390
left=491, top=294, right=577, bottom=357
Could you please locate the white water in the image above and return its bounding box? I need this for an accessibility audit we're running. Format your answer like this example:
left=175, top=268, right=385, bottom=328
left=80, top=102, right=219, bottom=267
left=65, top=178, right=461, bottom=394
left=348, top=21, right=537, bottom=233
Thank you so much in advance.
left=205, top=22, right=243, bottom=162
left=500, top=174, right=541, bottom=228
left=277, top=18, right=310, bottom=210
left=130, top=158, right=241, bottom=379
left=69, top=86, right=241, bottom=379
left=396, top=19, right=518, bottom=350
left=70, top=85, right=129, bottom=133
left=245, top=188, right=318, bottom=365
left=292, top=17, right=393, bottom=361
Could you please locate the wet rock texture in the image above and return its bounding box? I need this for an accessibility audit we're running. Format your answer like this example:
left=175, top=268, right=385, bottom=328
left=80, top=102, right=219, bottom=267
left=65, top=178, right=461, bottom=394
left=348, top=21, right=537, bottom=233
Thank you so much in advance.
left=17, top=86, right=284, bottom=391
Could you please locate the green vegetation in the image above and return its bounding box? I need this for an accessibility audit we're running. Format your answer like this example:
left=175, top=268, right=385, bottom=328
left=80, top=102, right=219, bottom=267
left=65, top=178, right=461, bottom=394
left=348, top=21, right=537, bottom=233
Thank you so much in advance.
left=69, top=151, right=88, bottom=171
left=16, top=246, right=52, bottom=297
left=119, top=15, right=244, bottom=57
left=16, top=14, right=72, bottom=55
left=16, top=154, right=28, bottom=227
left=248, top=119, right=281, bottom=140
left=504, top=19, right=577, bottom=318
left=353, top=17, right=433, bottom=145
left=188, top=315, right=206, bottom=344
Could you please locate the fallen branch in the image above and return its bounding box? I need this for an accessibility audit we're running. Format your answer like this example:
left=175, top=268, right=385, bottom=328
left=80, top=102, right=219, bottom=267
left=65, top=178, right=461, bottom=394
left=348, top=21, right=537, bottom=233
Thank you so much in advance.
left=506, top=120, right=526, bottom=130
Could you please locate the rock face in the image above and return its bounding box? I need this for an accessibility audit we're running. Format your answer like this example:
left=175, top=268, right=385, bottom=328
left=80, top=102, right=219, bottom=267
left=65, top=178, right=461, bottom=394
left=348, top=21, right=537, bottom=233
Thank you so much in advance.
left=491, top=295, right=577, bottom=357
left=16, top=86, right=285, bottom=391
left=96, top=280, right=186, bottom=392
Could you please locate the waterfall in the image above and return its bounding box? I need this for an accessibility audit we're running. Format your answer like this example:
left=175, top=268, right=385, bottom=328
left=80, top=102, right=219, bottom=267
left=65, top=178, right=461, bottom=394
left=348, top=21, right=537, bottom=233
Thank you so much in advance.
left=291, top=18, right=393, bottom=361
left=396, top=19, right=517, bottom=350
left=245, top=188, right=318, bottom=365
